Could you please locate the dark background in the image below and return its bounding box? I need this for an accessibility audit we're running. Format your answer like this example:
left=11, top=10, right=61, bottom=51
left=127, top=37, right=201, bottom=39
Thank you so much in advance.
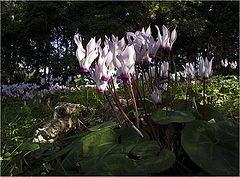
left=1, top=1, right=239, bottom=84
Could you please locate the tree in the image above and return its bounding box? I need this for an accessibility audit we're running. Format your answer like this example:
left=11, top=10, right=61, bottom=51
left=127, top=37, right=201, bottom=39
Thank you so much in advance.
left=1, top=1, right=238, bottom=84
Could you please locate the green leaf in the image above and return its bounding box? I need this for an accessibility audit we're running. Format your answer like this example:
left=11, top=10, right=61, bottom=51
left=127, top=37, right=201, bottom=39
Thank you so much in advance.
left=181, top=120, right=239, bottom=175
left=115, top=127, right=150, bottom=144
left=129, top=141, right=176, bottom=174
left=129, top=140, right=160, bottom=158
left=171, top=99, right=193, bottom=110
left=89, top=119, right=118, bottom=131
left=138, top=149, right=176, bottom=174
left=80, top=128, right=116, bottom=157
left=81, top=153, right=143, bottom=175
left=197, top=104, right=226, bottom=122
left=152, top=110, right=195, bottom=125
left=100, top=153, right=140, bottom=175
left=60, top=128, right=116, bottom=172
left=22, top=143, right=40, bottom=152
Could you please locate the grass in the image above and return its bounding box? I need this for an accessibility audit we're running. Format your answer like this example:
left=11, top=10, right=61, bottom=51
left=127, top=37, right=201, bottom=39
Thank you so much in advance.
left=1, top=75, right=239, bottom=175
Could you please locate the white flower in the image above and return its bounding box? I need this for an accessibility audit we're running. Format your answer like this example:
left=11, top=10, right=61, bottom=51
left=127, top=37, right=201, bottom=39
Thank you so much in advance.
left=198, top=57, right=213, bottom=79
left=182, top=62, right=196, bottom=80
left=113, top=45, right=136, bottom=84
left=74, top=34, right=99, bottom=73
left=221, top=59, right=228, bottom=68
left=150, top=87, right=162, bottom=105
left=98, top=46, right=115, bottom=81
left=92, top=64, right=108, bottom=94
left=74, top=34, right=85, bottom=62
left=171, top=72, right=181, bottom=81
left=229, top=61, right=237, bottom=69
left=155, top=25, right=177, bottom=52
left=160, top=61, right=169, bottom=78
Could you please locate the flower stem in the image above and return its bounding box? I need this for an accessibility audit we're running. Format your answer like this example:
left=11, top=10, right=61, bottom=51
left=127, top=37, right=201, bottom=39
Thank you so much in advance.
left=128, top=78, right=139, bottom=128
left=203, top=78, right=206, bottom=106
left=104, top=91, right=122, bottom=127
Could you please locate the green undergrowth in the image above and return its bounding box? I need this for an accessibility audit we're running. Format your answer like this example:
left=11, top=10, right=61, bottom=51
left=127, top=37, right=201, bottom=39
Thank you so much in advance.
left=1, top=75, right=239, bottom=175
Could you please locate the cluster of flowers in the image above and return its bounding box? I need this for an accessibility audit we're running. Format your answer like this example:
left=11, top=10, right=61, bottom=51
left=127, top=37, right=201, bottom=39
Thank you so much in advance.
left=74, top=24, right=218, bottom=105
left=1, top=83, right=39, bottom=100
left=221, top=59, right=238, bottom=69
left=1, top=75, right=84, bottom=101
left=74, top=25, right=177, bottom=94
left=181, top=56, right=213, bottom=81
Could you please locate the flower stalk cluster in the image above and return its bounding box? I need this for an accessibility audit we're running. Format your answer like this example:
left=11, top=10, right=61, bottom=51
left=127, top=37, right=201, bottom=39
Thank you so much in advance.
left=74, top=24, right=179, bottom=139
left=74, top=24, right=216, bottom=142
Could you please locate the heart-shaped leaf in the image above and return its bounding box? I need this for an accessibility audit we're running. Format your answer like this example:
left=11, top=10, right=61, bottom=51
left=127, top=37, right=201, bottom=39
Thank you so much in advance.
left=60, top=128, right=116, bottom=171
left=197, top=104, right=226, bottom=122
left=115, top=127, right=150, bottom=144
left=89, top=119, right=119, bottom=131
left=152, top=110, right=195, bottom=125
left=137, top=149, right=176, bottom=174
left=129, top=141, right=176, bottom=174
left=182, top=120, right=239, bottom=175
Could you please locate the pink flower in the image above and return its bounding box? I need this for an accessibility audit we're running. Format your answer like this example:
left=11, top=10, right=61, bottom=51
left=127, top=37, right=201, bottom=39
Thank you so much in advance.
left=150, top=87, right=162, bottom=105
left=74, top=34, right=100, bottom=73
left=182, top=62, right=196, bottom=80
left=92, top=64, right=108, bottom=94
left=198, top=57, right=213, bottom=79
left=156, top=25, right=177, bottom=52
left=113, top=45, right=136, bottom=85
left=229, top=61, right=237, bottom=69
left=221, top=59, right=228, bottom=68
left=160, top=61, right=169, bottom=78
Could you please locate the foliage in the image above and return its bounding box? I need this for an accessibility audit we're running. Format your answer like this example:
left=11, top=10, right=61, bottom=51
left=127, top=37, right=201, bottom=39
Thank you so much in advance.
left=173, top=75, right=239, bottom=120
left=1, top=85, right=107, bottom=175
left=182, top=120, right=239, bottom=175
left=1, top=1, right=238, bottom=84
left=1, top=1, right=239, bottom=176
left=1, top=74, right=239, bottom=175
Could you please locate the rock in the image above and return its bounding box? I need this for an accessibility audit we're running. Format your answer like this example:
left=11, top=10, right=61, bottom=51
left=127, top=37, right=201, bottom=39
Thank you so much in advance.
left=33, top=102, right=91, bottom=143
left=33, top=99, right=132, bottom=143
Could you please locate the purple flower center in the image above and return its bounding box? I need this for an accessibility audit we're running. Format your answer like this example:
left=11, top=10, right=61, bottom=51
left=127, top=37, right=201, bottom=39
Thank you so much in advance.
left=97, top=88, right=105, bottom=94
left=118, top=73, right=129, bottom=85
left=101, top=76, right=109, bottom=81
left=160, top=46, right=172, bottom=52
left=143, top=59, right=150, bottom=66
left=149, top=54, right=155, bottom=59
left=80, top=67, right=89, bottom=73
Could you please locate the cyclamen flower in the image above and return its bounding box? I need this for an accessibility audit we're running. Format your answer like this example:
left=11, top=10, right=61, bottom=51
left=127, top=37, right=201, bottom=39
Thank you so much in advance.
left=40, top=78, right=45, bottom=85
left=159, top=83, right=168, bottom=91
left=160, top=61, right=169, bottom=78
left=148, top=37, right=161, bottom=59
left=171, top=72, right=181, bottom=81
left=182, top=62, right=196, bottom=80
left=156, top=25, right=177, bottom=52
left=98, top=43, right=115, bottom=82
left=126, top=31, right=148, bottom=63
left=113, top=45, right=136, bottom=85
left=198, top=57, right=213, bottom=79
left=221, top=59, right=228, bottom=68
left=126, top=26, right=154, bottom=64
left=74, top=34, right=100, bottom=73
left=92, top=64, right=108, bottom=94
left=229, top=61, right=237, bottom=69
left=150, top=87, right=162, bottom=105
left=141, top=25, right=160, bottom=59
